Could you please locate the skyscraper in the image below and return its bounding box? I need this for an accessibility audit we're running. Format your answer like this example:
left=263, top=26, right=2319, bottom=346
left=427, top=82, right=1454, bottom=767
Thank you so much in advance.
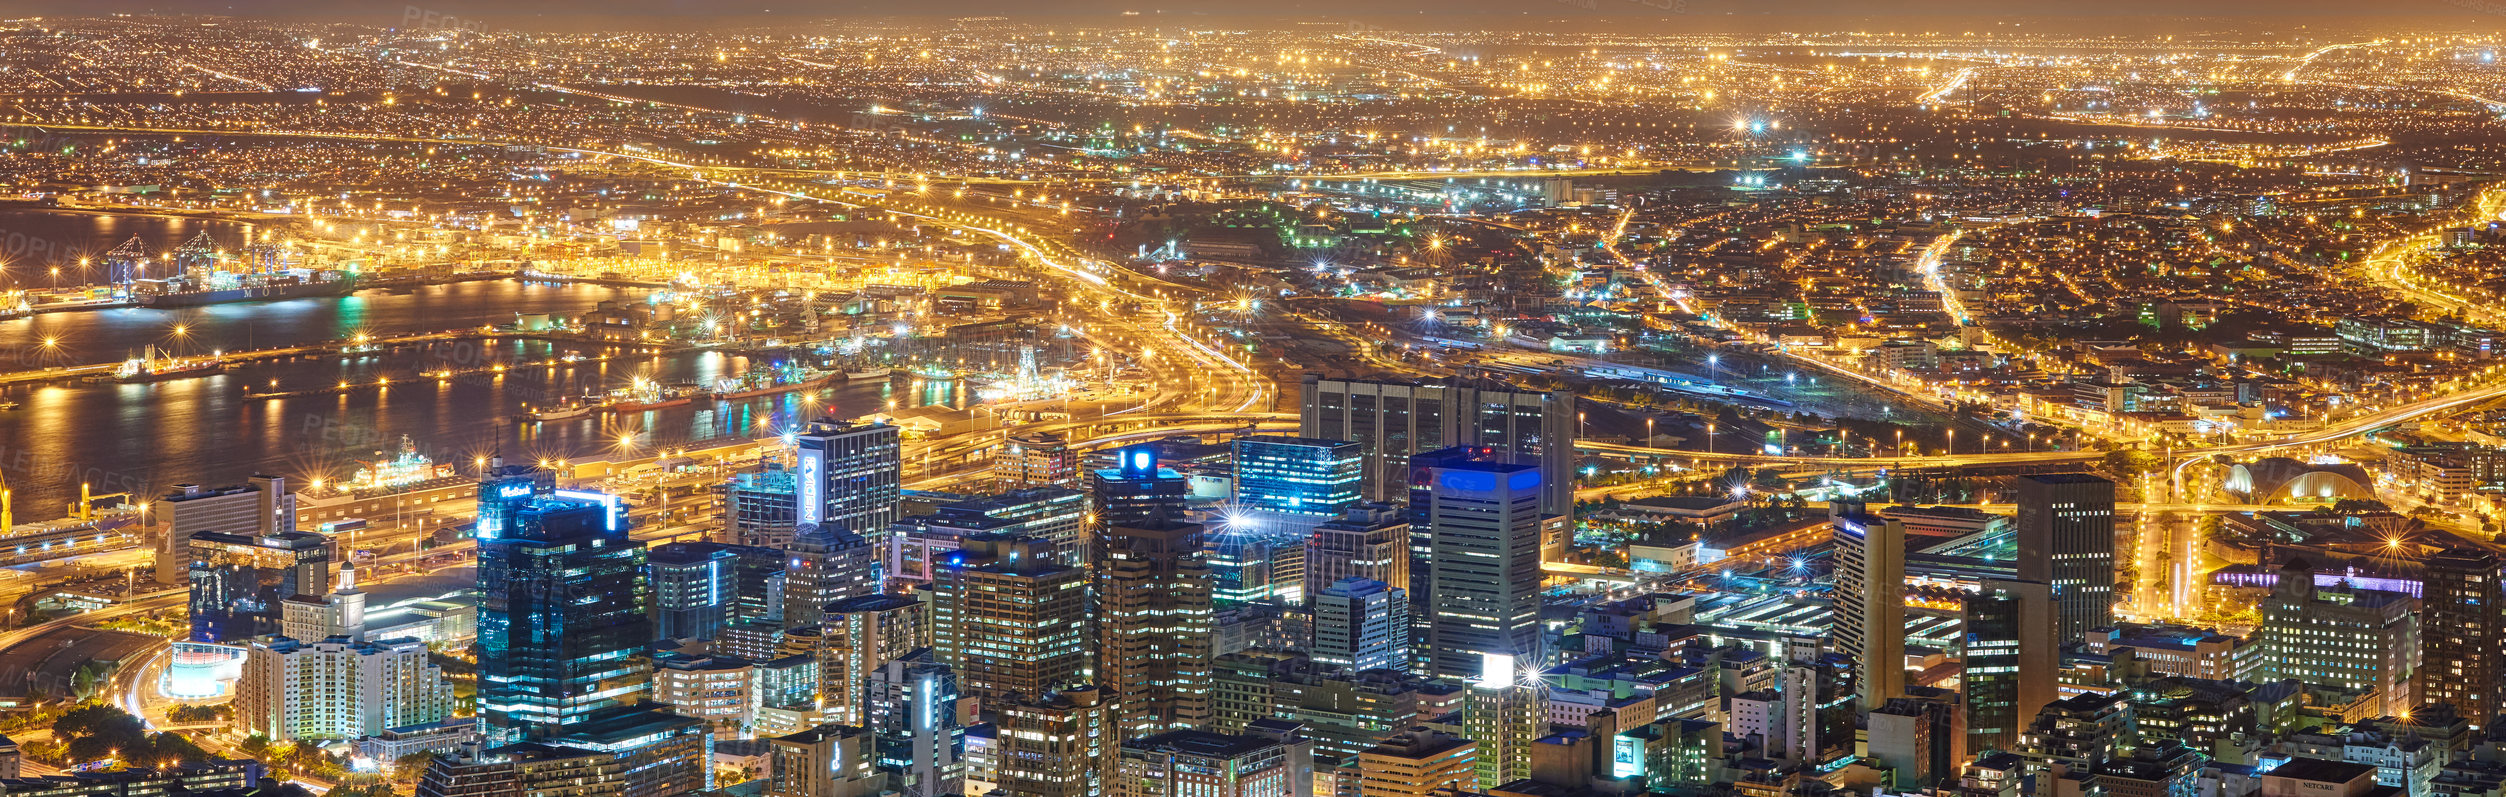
left=1116, top=729, right=1308, bottom=797
left=1091, top=445, right=1189, bottom=529
left=1312, top=577, right=1408, bottom=674
left=1832, top=509, right=1906, bottom=710
left=823, top=593, right=929, bottom=725
left=1232, top=436, right=1364, bottom=531
left=783, top=523, right=881, bottom=628
left=476, top=489, right=650, bottom=743
left=730, top=463, right=802, bottom=549
left=649, top=541, right=783, bottom=643
left=1097, top=517, right=1216, bottom=739
left=1004, top=431, right=1078, bottom=490
left=2419, top=548, right=2502, bottom=724
left=932, top=534, right=1091, bottom=702
left=1411, top=447, right=1545, bottom=679
left=2012, top=473, right=2117, bottom=642
left=796, top=418, right=903, bottom=547
left=864, top=652, right=966, bottom=797
left=1358, top=729, right=1477, bottom=797
left=1299, top=376, right=1575, bottom=516
left=1963, top=578, right=2058, bottom=755
left=1306, top=503, right=1410, bottom=602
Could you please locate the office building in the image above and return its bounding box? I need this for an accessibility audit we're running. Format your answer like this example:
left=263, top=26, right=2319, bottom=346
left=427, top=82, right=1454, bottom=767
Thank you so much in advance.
left=155, top=475, right=295, bottom=584
left=1116, top=729, right=1308, bottom=797
left=2418, top=548, right=2502, bottom=724
left=783, top=524, right=881, bottom=628
left=2015, top=692, right=2134, bottom=783
left=1412, top=447, right=1545, bottom=679
left=1833, top=509, right=1907, bottom=710
left=1206, top=526, right=1304, bottom=607
left=649, top=541, right=783, bottom=643
left=651, top=653, right=758, bottom=736
left=1232, top=436, right=1364, bottom=532
left=1964, top=579, right=2059, bottom=756
left=1466, top=653, right=1547, bottom=789
left=185, top=528, right=331, bottom=643
left=1005, top=431, right=1078, bottom=490
left=889, top=487, right=1091, bottom=580
left=730, top=464, right=802, bottom=549
left=822, top=593, right=929, bottom=725
left=1306, top=504, right=1410, bottom=603
left=1097, top=517, right=1216, bottom=739
left=1092, top=445, right=1189, bottom=529
left=1312, top=577, right=1408, bottom=674
left=1357, top=729, right=1476, bottom=797
left=931, top=534, right=1090, bottom=702
left=766, top=724, right=885, bottom=797
left=1299, top=376, right=1575, bottom=516
left=474, top=458, right=557, bottom=540
left=2013, top=474, right=2117, bottom=642
left=995, top=685, right=1111, bottom=797
left=1869, top=694, right=1963, bottom=792
left=796, top=419, right=903, bottom=547
left=417, top=708, right=711, bottom=797
left=2263, top=559, right=2420, bottom=716
left=864, top=652, right=966, bottom=797
left=476, top=489, right=650, bottom=743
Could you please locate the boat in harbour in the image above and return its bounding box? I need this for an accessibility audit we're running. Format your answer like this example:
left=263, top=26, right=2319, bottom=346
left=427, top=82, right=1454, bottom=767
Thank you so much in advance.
left=93, top=345, right=225, bottom=383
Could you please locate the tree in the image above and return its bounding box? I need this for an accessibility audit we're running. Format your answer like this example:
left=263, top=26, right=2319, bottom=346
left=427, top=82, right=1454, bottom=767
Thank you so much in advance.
left=394, top=752, right=438, bottom=783
left=2103, top=448, right=2162, bottom=476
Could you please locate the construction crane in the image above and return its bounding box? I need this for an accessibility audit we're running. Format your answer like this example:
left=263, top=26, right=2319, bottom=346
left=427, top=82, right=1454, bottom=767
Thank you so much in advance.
left=71, top=482, right=129, bottom=523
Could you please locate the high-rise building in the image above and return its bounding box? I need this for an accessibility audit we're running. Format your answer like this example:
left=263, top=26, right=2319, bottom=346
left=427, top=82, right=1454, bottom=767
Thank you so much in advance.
left=2262, top=558, right=2420, bottom=716
left=932, top=534, right=1090, bottom=702
left=766, top=724, right=885, bottom=797
left=796, top=419, right=903, bottom=547
left=1092, top=445, right=1189, bottom=529
left=235, top=631, right=453, bottom=740
left=279, top=561, right=367, bottom=643
left=1832, top=509, right=1907, bottom=710
left=418, top=709, right=712, bottom=797
left=1357, top=728, right=1476, bottom=797
left=1963, top=579, right=2059, bottom=756
left=1464, top=653, right=1547, bottom=789
left=1005, top=432, right=1078, bottom=490
left=1206, top=526, right=1304, bottom=607
left=730, top=464, right=802, bottom=549
left=1299, top=376, right=1575, bottom=516
left=186, top=528, right=332, bottom=643
left=1312, top=578, right=1408, bottom=674
left=2012, top=474, right=2117, bottom=642
left=1232, top=436, right=1364, bottom=533
left=474, top=458, right=557, bottom=539
left=822, top=593, right=929, bottom=724
left=783, top=524, right=881, bottom=628
left=996, top=685, right=1111, bottom=797
left=155, top=475, right=295, bottom=584
left=1116, top=729, right=1309, bottom=797
left=649, top=541, right=782, bottom=643
left=651, top=653, right=758, bottom=735
left=888, top=487, right=1090, bottom=579
left=2418, top=548, right=2502, bottom=724
left=476, top=489, right=650, bottom=744
left=1411, top=447, right=1545, bottom=679
left=1097, top=517, right=1216, bottom=739
left=1306, top=504, right=1409, bottom=602
left=864, top=652, right=966, bottom=797
left=1869, top=693, right=1963, bottom=792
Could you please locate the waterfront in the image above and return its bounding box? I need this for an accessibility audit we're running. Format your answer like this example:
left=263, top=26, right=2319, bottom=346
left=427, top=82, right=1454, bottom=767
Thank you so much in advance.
left=0, top=208, right=261, bottom=286
left=0, top=279, right=937, bottom=515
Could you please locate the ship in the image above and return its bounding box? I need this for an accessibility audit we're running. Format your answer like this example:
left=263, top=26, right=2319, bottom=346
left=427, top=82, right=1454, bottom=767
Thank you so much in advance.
left=95, top=345, right=225, bottom=383
left=605, top=377, right=692, bottom=413
left=518, top=396, right=601, bottom=421
left=709, top=367, right=836, bottom=400
left=137, top=274, right=355, bottom=308
left=844, top=366, right=894, bottom=381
